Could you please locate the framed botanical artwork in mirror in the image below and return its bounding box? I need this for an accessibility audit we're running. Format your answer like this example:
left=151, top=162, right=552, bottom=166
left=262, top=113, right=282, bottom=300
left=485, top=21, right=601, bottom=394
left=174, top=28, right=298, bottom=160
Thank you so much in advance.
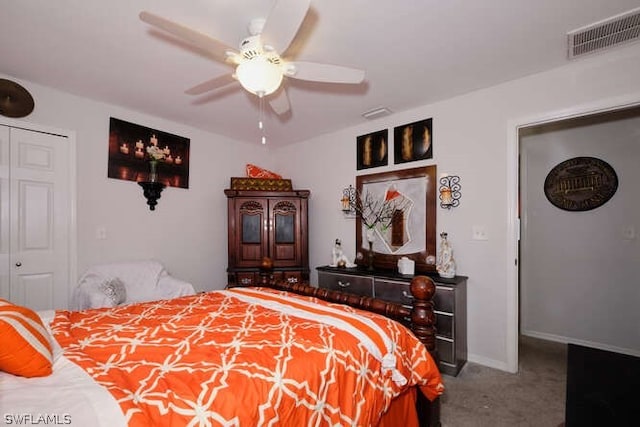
left=355, top=166, right=437, bottom=273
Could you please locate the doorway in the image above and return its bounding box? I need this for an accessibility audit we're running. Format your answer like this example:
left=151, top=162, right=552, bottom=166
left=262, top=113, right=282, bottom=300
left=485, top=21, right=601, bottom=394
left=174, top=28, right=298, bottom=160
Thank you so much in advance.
left=514, top=104, right=640, bottom=369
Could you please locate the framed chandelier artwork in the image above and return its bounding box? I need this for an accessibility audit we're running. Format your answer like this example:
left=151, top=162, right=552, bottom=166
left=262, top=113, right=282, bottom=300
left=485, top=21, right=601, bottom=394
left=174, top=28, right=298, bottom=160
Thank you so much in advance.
left=108, top=118, right=190, bottom=188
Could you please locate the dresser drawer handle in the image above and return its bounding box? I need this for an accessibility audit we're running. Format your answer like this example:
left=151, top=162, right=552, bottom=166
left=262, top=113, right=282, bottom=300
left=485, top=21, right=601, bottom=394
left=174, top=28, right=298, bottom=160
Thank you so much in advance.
left=337, top=280, right=351, bottom=288
left=402, top=290, right=414, bottom=300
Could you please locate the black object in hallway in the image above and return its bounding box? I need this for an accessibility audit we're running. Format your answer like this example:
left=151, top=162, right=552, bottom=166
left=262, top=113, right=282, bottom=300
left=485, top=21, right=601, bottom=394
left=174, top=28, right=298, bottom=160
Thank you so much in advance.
left=565, top=344, right=640, bottom=426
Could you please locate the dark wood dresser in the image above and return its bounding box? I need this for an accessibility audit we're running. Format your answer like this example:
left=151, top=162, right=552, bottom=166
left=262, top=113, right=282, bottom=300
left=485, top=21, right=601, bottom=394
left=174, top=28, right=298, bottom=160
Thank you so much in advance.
left=316, top=265, right=467, bottom=376
left=225, top=189, right=310, bottom=286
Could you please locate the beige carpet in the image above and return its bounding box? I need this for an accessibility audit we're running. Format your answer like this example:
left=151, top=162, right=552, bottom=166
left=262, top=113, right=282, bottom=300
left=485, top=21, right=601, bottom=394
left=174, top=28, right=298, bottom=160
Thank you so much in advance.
left=440, top=336, right=567, bottom=427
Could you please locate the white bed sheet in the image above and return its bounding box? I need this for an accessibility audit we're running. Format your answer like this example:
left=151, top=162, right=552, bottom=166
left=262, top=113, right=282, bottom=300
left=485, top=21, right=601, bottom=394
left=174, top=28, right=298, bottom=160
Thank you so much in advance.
left=0, top=311, right=126, bottom=426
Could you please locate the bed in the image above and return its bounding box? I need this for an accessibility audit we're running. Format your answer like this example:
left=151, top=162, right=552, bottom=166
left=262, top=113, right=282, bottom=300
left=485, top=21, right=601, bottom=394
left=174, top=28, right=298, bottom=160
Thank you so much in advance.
left=0, top=275, right=443, bottom=427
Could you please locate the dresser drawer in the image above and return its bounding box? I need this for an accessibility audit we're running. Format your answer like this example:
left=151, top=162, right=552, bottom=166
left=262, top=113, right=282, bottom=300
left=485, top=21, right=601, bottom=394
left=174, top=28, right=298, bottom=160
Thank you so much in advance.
left=373, top=279, right=413, bottom=306
left=316, top=266, right=467, bottom=376
left=435, top=312, right=453, bottom=338
left=318, top=272, right=373, bottom=296
left=436, top=337, right=455, bottom=364
left=434, top=286, right=454, bottom=313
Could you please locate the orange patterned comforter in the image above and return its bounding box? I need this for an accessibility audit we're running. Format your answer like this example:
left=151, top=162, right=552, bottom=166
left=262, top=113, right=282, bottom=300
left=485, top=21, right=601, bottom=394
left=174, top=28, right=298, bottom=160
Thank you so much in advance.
left=52, top=288, right=443, bottom=426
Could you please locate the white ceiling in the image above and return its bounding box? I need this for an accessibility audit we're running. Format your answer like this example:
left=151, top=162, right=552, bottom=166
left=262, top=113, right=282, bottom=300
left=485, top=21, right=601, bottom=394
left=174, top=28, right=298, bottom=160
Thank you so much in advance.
left=1, top=0, right=638, bottom=147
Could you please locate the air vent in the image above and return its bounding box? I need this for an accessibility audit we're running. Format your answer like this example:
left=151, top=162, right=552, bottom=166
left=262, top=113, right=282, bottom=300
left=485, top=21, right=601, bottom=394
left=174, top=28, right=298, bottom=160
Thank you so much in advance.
left=568, top=7, right=640, bottom=59
left=362, top=107, right=392, bottom=120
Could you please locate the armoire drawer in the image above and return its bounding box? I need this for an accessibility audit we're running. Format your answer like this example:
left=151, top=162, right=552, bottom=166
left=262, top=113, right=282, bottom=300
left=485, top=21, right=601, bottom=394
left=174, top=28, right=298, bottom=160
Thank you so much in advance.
left=282, top=271, right=303, bottom=284
left=235, top=272, right=257, bottom=286
left=317, top=272, right=373, bottom=296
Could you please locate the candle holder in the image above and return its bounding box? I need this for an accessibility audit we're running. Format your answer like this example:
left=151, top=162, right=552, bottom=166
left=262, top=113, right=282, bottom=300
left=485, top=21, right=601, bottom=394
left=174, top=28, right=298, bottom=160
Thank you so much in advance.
left=138, top=181, right=166, bottom=211
left=439, top=175, right=461, bottom=209
left=341, top=184, right=357, bottom=217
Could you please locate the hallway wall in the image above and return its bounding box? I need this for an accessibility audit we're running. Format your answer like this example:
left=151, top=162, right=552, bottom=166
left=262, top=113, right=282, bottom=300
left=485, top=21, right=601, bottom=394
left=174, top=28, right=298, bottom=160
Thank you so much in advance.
left=520, top=109, right=640, bottom=355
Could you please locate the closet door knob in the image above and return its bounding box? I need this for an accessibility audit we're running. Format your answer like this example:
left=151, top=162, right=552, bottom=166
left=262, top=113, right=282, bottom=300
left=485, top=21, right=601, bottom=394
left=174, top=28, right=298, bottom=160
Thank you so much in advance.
left=15, top=262, right=22, bottom=267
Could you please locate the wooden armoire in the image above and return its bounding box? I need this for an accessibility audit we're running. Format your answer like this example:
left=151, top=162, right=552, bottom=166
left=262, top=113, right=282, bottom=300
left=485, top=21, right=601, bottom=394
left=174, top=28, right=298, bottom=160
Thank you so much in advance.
left=225, top=188, right=310, bottom=286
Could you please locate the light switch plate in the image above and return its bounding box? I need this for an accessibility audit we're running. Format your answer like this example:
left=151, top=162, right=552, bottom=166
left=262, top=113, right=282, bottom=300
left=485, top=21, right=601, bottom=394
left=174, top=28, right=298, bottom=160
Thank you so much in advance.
left=472, top=225, right=488, bottom=241
left=96, top=226, right=107, bottom=240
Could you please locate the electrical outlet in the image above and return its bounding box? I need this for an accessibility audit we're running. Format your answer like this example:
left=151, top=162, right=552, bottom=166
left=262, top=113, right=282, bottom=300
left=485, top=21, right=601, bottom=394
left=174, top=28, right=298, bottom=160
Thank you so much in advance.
left=472, top=225, right=488, bottom=241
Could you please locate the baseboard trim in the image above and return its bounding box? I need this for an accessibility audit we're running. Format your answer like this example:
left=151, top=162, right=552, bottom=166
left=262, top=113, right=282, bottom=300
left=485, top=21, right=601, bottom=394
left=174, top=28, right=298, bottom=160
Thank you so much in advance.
left=521, top=330, right=640, bottom=358
left=466, top=353, right=514, bottom=373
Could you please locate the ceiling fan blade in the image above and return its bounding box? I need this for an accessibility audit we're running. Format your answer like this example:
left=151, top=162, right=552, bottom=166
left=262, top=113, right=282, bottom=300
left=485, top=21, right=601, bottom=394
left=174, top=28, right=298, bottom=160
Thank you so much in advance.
left=185, top=74, right=238, bottom=95
left=286, top=62, right=365, bottom=84
left=139, top=11, right=237, bottom=63
left=268, top=87, right=290, bottom=115
left=260, top=0, right=311, bottom=54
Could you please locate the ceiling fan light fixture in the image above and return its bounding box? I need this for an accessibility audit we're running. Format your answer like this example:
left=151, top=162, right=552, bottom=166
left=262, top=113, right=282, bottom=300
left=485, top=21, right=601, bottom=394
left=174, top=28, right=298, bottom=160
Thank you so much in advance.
left=236, top=57, right=283, bottom=96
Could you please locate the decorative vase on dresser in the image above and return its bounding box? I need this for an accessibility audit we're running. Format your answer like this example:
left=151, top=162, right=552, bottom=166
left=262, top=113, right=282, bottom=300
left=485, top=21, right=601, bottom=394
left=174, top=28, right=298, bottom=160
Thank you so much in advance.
left=316, top=265, right=468, bottom=376
left=225, top=187, right=310, bottom=287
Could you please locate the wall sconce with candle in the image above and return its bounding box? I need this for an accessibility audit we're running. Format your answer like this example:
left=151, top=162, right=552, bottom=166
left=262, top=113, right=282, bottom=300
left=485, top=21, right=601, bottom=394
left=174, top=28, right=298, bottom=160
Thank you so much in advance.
left=341, top=185, right=357, bottom=217
left=439, top=174, right=461, bottom=209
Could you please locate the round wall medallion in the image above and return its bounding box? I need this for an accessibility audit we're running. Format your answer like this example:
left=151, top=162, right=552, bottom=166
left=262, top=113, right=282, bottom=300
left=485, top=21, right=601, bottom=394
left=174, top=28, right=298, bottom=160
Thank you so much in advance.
left=544, top=157, right=618, bottom=212
left=0, top=79, right=35, bottom=118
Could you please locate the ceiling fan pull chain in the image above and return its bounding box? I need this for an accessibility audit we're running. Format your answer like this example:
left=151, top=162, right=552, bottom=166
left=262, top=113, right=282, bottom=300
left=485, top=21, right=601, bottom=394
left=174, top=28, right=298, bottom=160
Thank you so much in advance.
left=259, top=93, right=266, bottom=145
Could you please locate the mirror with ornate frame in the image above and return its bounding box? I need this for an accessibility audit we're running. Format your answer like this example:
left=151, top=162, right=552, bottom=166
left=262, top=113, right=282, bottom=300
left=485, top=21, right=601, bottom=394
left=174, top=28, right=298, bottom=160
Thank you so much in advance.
left=355, top=166, right=437, bottom=273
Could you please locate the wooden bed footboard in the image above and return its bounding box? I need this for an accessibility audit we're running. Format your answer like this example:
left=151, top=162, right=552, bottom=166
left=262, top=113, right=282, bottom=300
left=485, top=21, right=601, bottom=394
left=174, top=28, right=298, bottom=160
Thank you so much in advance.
left=251, top=271, right=441, bottom=427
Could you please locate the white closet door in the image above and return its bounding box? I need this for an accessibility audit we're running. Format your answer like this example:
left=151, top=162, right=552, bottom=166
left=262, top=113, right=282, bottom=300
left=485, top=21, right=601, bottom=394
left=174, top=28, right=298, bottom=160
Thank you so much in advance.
left=6, top=126, right=71, bottom=310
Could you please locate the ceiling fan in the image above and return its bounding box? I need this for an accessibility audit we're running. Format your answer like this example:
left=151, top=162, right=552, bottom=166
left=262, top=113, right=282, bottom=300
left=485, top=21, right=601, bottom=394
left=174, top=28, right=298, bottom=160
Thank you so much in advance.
left=139, top=0, right=365, bottom=115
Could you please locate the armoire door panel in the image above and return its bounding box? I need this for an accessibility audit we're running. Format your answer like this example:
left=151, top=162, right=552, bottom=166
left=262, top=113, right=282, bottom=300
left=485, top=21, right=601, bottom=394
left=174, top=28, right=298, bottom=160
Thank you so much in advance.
left=241, top=213, right=262, bottom=244
left=241, top=245, right=263, bottom=262
left=270, top=199, right=301, bottom=267
left=273, top=245, right=295, bottom=262
left=274, top=214, right=294, bottom=243
left=234, top=198, right=268, bottom=267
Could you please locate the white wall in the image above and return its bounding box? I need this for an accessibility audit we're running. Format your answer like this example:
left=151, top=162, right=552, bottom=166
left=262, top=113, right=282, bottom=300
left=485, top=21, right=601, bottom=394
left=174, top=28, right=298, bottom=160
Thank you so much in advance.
left=274, top=44, right=640, bottom=370
left=520, top=113, right=640, bottom=355
left=1, top=72, right=277, bottom=293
